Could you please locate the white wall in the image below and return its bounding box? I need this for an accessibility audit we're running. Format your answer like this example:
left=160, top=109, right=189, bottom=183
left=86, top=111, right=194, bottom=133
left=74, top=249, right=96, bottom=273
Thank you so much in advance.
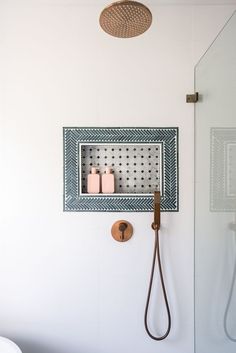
left=0, top=2, right=235, bottom=353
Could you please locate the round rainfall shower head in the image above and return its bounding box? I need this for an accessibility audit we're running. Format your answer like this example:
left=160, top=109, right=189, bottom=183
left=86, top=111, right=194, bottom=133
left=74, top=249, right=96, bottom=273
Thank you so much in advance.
left=99, top=1, right=152, bottom=38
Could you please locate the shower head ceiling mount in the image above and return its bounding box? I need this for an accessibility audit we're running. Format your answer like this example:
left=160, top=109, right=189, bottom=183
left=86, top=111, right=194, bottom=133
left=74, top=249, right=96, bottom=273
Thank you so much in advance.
left=99, top=1, right=152, bottom=38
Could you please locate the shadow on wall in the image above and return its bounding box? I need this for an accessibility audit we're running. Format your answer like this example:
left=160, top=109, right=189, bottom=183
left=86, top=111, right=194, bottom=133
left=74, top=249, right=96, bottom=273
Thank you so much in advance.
left=16, top=337, right=96, bottom=353
left=15, top=339, right=64, bottom=353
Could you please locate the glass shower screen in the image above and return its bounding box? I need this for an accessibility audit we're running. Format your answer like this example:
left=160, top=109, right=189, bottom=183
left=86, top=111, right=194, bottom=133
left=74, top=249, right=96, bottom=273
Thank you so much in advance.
left=195, top=10, right=236, bottom=353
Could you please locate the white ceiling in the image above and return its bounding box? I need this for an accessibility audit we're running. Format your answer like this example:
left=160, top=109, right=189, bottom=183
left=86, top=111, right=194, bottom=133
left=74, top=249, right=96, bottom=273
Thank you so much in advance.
left=76, top=0, right=236, bottom=4
left=152, top=0, right=236, bottom=3
left=69, top=0, right=236, bottom=4
left=10, top=0, right=236, bottom=6
left=17, top=0, right=236, bottom=4
left=150, top=0, right=236, bottom=3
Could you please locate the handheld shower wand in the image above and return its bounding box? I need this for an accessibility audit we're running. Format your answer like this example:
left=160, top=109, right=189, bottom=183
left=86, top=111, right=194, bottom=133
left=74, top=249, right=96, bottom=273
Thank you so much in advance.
left=144, top=191, right=171, bottom=340
left=152, top=191, right=161, bottom=231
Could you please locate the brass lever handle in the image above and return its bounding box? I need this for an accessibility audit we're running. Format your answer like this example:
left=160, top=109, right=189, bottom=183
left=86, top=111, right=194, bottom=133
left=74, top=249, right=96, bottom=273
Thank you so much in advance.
left=119, top=222, right=128, bottom=241
left=152, top=191, right=160, bottom=230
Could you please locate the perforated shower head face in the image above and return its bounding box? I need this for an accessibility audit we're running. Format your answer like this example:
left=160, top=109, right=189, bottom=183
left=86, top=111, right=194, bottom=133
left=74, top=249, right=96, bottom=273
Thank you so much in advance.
left=99, top=1, right=152, bottom=38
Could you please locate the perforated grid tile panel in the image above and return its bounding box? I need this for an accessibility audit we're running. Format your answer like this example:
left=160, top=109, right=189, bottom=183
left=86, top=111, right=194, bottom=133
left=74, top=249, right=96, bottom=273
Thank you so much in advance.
left=211, top=128, right=236, bottom=211
left=81, top=144, right=161, bottom=194
left=227, top=144, right=236, bottom=197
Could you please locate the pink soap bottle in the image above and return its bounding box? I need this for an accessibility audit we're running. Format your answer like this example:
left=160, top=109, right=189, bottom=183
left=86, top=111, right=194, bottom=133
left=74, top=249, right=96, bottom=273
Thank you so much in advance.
left=102, top=167, right=115, bottom=194
left=87, top=167, right=100, bottom=194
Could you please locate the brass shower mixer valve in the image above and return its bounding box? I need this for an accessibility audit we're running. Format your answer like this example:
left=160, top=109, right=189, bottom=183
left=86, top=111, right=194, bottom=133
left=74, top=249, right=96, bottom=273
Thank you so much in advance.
left=111, top=220, right=133, bottom=242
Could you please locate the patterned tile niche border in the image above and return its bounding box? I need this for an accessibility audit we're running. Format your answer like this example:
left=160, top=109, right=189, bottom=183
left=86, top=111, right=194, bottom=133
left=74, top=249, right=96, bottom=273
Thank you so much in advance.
left=63, top=127, right=179, bottom=212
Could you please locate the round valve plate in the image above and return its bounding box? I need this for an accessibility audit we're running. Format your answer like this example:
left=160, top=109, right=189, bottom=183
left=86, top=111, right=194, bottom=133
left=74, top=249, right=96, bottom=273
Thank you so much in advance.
left=111, top=220, right=133, bottom=242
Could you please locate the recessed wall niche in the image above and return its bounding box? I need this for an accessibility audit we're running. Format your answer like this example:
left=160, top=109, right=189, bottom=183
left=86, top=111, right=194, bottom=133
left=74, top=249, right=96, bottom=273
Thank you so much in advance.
left=80, top=144, right=161, bottom=194
left=63, top=127, right=178, bottom=212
